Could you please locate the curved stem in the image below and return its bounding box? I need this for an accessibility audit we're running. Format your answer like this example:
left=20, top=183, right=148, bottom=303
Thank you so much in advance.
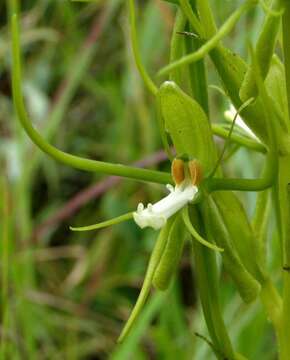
left=158, top=1, right=257, bottom=77
left=209, top=98, right=254, bottom=178
left=128, top=0, right=158, bottom=96
left=182, top=206, right=223, bottom=252
left=70, top=212, right=133, bottom=232
left=10, top=14, right=171, bottom=185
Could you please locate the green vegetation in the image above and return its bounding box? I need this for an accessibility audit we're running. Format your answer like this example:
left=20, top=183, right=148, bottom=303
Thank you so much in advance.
left=1, top=0, right=290, bottom=358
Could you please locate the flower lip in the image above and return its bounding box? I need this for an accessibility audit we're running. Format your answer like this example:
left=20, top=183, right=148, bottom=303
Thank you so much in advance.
left=133, top=181, right=198, bottom=230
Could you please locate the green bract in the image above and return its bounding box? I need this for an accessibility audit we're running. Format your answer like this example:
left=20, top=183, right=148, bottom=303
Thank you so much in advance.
left=158, top=81, right=216, bottom=174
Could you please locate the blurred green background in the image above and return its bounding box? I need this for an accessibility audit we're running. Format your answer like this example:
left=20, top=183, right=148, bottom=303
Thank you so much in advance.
left=0, top=1, right=278, bottom=359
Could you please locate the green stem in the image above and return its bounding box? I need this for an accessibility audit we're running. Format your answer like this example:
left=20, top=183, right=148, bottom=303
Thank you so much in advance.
left=185, top=23, right=209, bottom=114
left=0, top=177, right=9, bottom=357
left=260, top=279, right=282, bottom=334
left=70, top=212, right=133, bottom=232
left=178, top=0, right=204, bottom=38
left=211, top=124, right=266, bottom=153
left=205, top=142, right=274, bottom=191
left=280, top=10, right=290, bottom=359
left=205, top=41, right=278, bottom=193
left=182, top=206, right=223, bottom=252
left=282, top=1, right=290, bottom=126
left=205, top=157, right=274, bottom=192
left=158, top=1, right=256, bottom=77
left=278, top=154, right=290, bottom=360
left=209, top=98, right=254, bottom=178
left=10, top=14, right=171, bottom=185
left=169, top=9, right=187, bottom=85
left=128, top=0, right=158, bottom=96
left=195, top=0, right=217, bottom=37
left=252, top=190, right=271, bottom=267
left=190, top=207, right=235, bottom=360
left=258, top=279, right=283, bottom=359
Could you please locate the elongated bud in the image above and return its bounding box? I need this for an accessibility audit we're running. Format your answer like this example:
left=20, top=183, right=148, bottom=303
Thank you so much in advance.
left=171, top=158, right=185, bottom=185
left=118, top=220, right=174, bottom=342
left=202, top=198, right=261, bottom=303
left=239, top=0, right=282, bottom=101
left=213, top=192, right=266, bottom=283
left=188, top=159, right=203, bottom=185
left=153, top=214, right=184, bottom=290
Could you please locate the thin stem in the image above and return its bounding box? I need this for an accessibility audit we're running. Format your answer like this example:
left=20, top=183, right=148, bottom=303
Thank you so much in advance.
left=260, top=0, right=285, bottom=16
left=209, top=98, right=254, bottom=178
left=158, top=1, right=257, bottom=77
left=34, top=150, right=169, bottom=239
left=128, top=0, right=158, bottom=96
left=205, top=175, right=272, bottom=192
left=282, top=1, right=290, bottom=125
left=279, top=156, right=290, bottom=360
left=0, top=177, right=9, bottom=357
left=178, top=0, right=204, bottom=38
left=211, top=124, right=266, bottom=153
left=10, top=14, right=172, bottom=185
left=169, top=9, right=187, bottom=84
left=260, top=279, right=282, bottom=334
left=205, top=43, right=278, bottom=193
left=70, top=212, right=133, bottom=232
left=185, top=25, right=210, bottom=114
left=182, top=207, right=223, bottom=252
left=252, top=190, right=271, bottom=266
left=195, top=0, right=217, bottom=37
left=279, top=7, right=290, bottom=358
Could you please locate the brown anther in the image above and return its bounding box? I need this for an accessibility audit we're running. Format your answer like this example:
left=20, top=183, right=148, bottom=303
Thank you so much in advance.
left=188, top=159, right=203, bottom=186
left=171, top=158, right=185, bottom=185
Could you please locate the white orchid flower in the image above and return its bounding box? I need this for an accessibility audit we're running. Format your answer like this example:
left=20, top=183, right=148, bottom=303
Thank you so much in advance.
left=71, top=159, right=201, bottom=232
left=133, top=159, right=201, bottom=230
left=133, top=181, right=198, bottom=230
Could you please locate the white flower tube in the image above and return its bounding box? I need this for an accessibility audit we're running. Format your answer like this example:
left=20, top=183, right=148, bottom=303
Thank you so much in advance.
left=225, top=104, right=260, bottom=141
left=133, top=182, right=198, bottom=230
